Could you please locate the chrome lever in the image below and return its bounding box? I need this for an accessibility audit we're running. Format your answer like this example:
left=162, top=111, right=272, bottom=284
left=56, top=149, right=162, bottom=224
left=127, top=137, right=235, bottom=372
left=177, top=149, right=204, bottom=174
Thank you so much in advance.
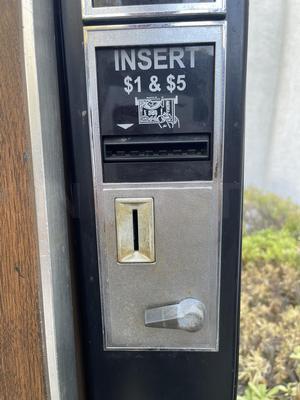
left=144, top=298, right=205, bottom=332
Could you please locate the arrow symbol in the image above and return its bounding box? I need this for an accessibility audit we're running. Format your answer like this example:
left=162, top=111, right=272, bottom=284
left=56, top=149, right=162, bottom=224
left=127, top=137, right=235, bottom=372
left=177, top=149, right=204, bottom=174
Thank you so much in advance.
left=117, top=123, right=134, bottom=130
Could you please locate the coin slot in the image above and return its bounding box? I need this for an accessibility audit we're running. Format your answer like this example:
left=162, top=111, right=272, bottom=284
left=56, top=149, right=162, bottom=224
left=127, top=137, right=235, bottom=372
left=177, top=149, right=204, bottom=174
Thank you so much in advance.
left=132, top=209, right=139, bottom=251
left=115, top=198, right=155, bottom=263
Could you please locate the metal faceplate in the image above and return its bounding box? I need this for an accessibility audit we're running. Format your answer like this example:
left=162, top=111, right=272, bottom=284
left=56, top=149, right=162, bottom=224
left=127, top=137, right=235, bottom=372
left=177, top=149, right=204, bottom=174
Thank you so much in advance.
left=82, top=0, right=226, bottom=21
left=84, top=22, right=226, bottom=350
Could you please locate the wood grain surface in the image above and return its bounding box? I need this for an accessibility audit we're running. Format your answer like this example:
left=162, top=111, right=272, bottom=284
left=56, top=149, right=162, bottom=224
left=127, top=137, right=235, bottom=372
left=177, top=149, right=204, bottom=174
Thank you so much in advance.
left=0, top=1, right=47, bottom=399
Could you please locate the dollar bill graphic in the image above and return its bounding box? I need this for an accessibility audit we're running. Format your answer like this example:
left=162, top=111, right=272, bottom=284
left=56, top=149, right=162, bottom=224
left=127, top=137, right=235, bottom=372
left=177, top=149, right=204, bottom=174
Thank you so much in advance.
left=135, top=96, right=180, bottom=129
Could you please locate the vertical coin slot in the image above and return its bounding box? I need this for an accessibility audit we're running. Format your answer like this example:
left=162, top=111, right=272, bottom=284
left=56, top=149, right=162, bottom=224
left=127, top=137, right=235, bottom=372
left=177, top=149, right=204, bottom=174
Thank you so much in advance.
left=115, top=198, right=155, bottom=263
left=132, top=209, right=139, bottom=251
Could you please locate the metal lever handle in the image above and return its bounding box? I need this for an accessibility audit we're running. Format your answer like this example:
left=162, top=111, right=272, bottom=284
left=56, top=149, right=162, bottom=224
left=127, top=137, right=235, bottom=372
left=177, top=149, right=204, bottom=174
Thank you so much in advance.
left=144, top=298, right=205, bottom=332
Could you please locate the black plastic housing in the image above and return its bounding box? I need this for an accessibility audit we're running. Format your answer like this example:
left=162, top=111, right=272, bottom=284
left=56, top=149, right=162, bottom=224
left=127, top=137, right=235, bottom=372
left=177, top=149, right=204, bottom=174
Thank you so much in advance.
left=56, top=0, right=248, bottom=399
left=102, top=134, right=211, bottom=182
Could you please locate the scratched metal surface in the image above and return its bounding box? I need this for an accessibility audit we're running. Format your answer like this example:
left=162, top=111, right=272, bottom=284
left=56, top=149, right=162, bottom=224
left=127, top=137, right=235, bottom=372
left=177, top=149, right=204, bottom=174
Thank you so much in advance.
left=102, top=186, right=220, bottom=350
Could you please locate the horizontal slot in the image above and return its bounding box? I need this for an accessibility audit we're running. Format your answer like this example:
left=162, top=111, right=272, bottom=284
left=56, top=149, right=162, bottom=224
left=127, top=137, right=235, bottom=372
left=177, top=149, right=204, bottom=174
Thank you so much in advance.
left=103, top=134, right=210, bottom=162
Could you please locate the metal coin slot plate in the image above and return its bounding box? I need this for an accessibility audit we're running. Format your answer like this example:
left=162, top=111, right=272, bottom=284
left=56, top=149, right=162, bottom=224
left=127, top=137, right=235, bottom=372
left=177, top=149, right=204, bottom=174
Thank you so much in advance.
left=115, top=198, right=155, bottom=263
left=103, top=186, right=220, bottom=350
left=84, top=22, right=226, bottom=351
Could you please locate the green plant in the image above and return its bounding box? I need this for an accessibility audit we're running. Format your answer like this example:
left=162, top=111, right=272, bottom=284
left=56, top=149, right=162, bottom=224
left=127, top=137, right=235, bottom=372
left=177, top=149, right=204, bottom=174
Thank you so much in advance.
left=243, top=187, right=300, bottom=239
left=239, top=188, right=300, bottom=399
left=290, top=346, right=300, bottom=362
left=238, top=383, right=280, bottom=400
left=276, top=383, right=300, bottom=399
left=242, top=228, right=300, bottom=269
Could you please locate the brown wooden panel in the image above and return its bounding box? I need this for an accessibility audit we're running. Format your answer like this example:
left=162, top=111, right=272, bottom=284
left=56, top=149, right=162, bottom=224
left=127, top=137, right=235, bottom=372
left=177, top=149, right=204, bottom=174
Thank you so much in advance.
left=0, top=1, right=47, bottom=399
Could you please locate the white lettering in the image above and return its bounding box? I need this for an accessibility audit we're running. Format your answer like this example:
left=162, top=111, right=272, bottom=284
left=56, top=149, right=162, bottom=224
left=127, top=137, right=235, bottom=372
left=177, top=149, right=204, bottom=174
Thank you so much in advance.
left=169, top=48, right=185, bottom=69
left=186, top=47, right=197, bottom=68
left=115, top=46, right=199, bottom=72
left=137, top=49, right=152, bottom=70
left=121, top=49, right=136, bottom=71
left=114, top=50, right=120, bottom=71
left=153, top=48, right=168, bottom=70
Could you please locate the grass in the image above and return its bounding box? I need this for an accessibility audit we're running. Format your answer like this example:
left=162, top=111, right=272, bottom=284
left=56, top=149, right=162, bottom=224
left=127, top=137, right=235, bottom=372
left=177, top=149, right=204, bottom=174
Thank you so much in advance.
left=238, top=188, right=300, bottom=400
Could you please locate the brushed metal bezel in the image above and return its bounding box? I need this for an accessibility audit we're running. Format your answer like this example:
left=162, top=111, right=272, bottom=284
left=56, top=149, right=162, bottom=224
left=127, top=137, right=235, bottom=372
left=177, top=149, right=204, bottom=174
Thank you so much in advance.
left=82, top=0, right=226, bottom=21
left=84, top=21, right=226, bottom=351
